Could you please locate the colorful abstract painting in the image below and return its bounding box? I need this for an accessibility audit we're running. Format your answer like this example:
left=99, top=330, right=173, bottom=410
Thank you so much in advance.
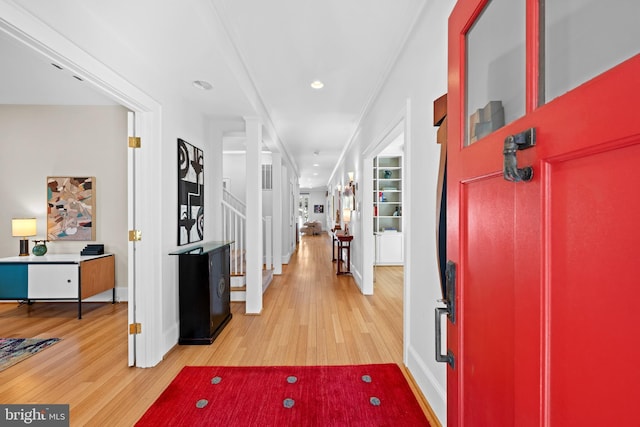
left=47, top=176, right=95, bottom=241
left=178, top=139, right=204, bottom=245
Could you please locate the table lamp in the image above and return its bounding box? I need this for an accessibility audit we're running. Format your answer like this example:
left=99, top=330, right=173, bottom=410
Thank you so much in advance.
left=342, top=208, right=351, bottom=235
left=12, top=218, right=37, bottom=256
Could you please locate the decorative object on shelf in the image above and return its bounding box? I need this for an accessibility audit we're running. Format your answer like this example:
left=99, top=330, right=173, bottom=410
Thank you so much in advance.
left=81, top=244, right=104, bottom=255
left=47, top=176, right=95, bottom=241
left=342, top=207, right=351, bottom=235
left=32, top=240, right=49, bottom=256
left=469, top=100, right=505, bottom=144
left=383, top=170, right=392, bottom=179
left=11, top=218, right=37, bottom=257
left=177, top=138, right=204, bottom=246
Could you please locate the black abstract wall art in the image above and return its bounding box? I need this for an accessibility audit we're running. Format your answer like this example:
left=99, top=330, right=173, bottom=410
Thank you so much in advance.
left=178, top=138, right=204, bottom=245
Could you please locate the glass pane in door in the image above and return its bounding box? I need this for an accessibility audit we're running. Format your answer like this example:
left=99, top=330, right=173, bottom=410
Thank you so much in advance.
left=545, top=0, right=640, bottom=103
left=466, top=0, right=526, bottom=146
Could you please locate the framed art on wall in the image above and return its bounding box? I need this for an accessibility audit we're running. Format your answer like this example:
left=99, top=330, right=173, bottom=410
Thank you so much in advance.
left=47, top=176, right=96, bottom=241
left=177, top=138, right=204, bottom=245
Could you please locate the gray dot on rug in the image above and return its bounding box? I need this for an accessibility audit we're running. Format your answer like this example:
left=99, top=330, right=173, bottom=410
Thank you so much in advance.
left=361, top=375, right=372, bottom=383
left=196, top=399, right=209, bottom=408
left=283, top=398, right=295, bottom=408
left=369, top=397, right=381, bottom=406
left=287, top=376, right=297, bottom=384
left=211, top=376, right=222, bottom=384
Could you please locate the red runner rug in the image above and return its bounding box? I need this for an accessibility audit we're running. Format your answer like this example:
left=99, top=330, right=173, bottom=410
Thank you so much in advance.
left=136, top=363, right=430, bottom=426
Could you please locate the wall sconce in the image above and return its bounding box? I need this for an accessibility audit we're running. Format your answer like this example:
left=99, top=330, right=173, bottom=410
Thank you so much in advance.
left=12, top=218, right=37, bottom=256
left=347, top=171, right=357, bottom=192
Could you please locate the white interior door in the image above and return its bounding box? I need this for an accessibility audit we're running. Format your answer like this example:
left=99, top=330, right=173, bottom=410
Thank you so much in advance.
left=127, top=111, right=138, bottom=366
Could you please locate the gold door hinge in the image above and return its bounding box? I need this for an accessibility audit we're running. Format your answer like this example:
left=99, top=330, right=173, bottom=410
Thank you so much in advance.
left=129, top=323, right=142, bottom=334
left=128, top=230, right=142, bottom=241
left=128, top=136, right=141, bottom=148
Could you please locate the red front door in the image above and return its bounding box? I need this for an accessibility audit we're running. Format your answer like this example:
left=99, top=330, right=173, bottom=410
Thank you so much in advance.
left=447, top=0, right=640, bottom=425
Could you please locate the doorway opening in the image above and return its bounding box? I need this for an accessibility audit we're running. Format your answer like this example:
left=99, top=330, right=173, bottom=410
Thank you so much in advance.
left=298, top=194, right=310, bottom=227
left=0, top=15, right=163, bottom=368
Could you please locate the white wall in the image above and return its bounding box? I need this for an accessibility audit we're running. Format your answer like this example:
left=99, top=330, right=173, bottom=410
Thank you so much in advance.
left=0, top=105, right=129, bottom=298
left=329, top=1, right=455, bottom=424
left=467, top=0, right=525, bottom=128
left=222, top=152, right=247, bottom=201
left=545, top=0, right=640, bottom=102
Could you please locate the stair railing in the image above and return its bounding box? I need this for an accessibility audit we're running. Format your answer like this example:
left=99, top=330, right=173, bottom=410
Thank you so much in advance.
left=222, top=200, right=245, bottom=276
left=223, top=189, right=273, bottom=277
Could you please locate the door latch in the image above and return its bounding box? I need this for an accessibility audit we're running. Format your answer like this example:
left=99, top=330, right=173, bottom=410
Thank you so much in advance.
left=435, top=261, right=456, bottom=368
left=503, top=128, right=536, bottom=182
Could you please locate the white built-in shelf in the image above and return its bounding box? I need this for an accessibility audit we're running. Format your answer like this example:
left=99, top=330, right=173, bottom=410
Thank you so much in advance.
left=373, top=154, right=403, bottom=265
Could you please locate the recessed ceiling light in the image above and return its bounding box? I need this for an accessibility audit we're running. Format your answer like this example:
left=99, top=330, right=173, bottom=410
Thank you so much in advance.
left=193, top=80, right=213, bottom=90
left=313, top=163, right=319, bottom=167
left=313, top=173, right=318, bottom=176
left=310, top=80, right=324, bottom=89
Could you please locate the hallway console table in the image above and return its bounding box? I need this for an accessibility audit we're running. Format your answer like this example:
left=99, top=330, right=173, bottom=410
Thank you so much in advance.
left=0, top=254, right=115, bottom=319
left=170, top=241, right=233, bottom=345
left=332, top=231, right=353, bottom=275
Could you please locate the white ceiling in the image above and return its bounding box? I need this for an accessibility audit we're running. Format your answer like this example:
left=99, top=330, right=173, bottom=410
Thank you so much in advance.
left=0, top=0, right=424, bottom=189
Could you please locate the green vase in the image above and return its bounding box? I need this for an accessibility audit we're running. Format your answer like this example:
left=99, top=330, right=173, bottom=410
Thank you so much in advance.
left=32, top=241, right=48, bottom=256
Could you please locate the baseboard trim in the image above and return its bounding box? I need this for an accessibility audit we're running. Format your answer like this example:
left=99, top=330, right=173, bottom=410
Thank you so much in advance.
left=406, top=345, right=446, bottom=426
left=400, top=364, right=443, bottom=427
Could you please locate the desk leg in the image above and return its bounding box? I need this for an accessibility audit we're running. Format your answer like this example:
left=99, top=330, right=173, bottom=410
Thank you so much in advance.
left=346, top=244, right=351, bottom=273
left=78, top=269, right=82, bottom=319
left=336, top=242, right=352, bottom=275
left=332, top=236, right=337, bottom=262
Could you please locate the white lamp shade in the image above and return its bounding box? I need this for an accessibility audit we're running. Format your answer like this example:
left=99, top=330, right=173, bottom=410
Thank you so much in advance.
left=342, top=209, right=351, bottom=223
left=12, top=218, right=37, bottom=237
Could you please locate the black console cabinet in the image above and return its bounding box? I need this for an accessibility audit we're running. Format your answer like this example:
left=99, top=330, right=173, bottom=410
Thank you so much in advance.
left=170, top=241, right=233, bottom=345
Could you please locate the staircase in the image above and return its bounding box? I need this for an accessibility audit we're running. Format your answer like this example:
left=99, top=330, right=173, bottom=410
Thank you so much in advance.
left=222, top=189, right=274, bottom=303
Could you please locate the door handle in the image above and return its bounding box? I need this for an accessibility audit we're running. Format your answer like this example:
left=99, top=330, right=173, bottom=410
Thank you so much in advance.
left=503, top=128, right=536, bottom=182
left=435, top=307, right=455, bottom=368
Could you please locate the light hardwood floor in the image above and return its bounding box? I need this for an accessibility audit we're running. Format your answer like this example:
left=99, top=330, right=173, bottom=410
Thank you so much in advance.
left=0, top=233, right=438, bottom=426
